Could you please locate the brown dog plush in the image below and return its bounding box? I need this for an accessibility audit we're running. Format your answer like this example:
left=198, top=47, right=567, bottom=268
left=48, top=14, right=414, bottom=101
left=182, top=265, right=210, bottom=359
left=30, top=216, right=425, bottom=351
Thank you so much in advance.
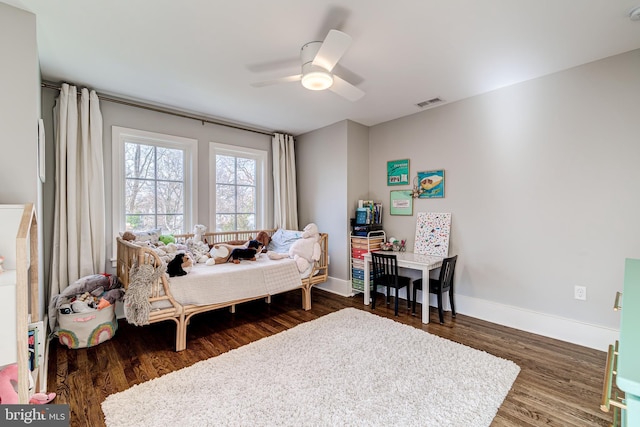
left=255, top=231, right=271, bottom=253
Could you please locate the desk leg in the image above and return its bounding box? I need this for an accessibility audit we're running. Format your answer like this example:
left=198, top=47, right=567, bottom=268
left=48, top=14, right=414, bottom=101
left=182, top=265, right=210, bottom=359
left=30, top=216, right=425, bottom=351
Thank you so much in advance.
left=364, top=258, right=370, bottom=305
left=421, top=267, right=429, bottom=324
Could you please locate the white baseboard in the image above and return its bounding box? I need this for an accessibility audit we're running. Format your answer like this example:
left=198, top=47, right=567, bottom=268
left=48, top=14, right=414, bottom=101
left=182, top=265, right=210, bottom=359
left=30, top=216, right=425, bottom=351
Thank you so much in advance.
left=455, top=294, right=619, bottom=351
left=315, top=277, right=353, bottom=297
left=317, top=282, right=617, bottom=351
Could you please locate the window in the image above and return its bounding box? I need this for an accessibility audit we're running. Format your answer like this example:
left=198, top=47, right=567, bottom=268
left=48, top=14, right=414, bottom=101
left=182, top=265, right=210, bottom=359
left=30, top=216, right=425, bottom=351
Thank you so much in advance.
left=210, top=142, right=266, bottom=231
left=112, top=126, right=197, bottom=239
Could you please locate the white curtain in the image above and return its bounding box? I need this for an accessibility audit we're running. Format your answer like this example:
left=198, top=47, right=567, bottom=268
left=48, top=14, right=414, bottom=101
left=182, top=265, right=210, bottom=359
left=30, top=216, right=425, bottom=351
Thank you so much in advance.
left=51, top=84, right=105, bottom=296
left=272, top=133, right=298, bottom=230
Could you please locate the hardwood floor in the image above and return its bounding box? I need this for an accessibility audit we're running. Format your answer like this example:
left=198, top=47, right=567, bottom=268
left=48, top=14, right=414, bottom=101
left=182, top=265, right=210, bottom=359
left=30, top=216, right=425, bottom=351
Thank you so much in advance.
left=47, top=289, right=613, bottom=426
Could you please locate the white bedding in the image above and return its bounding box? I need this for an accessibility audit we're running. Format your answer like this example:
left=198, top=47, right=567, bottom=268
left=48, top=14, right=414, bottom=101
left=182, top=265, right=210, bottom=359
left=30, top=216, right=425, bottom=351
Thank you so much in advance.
left=167, top=255, right=302, bottom=306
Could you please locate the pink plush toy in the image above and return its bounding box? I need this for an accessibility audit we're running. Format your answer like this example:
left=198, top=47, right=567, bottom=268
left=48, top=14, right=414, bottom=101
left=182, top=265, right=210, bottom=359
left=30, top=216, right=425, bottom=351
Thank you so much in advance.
left=0, top=363, right=19, bottom=404
left=0, top=363, right=56, bottom=404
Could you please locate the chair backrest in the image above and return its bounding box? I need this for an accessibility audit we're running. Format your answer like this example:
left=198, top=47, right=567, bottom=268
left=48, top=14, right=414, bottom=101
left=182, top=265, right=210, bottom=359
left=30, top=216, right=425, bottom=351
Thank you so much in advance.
left=438, top=255, right=458, bottom=292
left=371, top=252, right=399, bottom=287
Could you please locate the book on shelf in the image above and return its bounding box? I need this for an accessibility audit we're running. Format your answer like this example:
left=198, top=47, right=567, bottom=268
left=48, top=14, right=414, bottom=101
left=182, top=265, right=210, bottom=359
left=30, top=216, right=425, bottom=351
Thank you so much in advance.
left=355, top=200, right=383, bottom=225
left=28, top=320, right=44, bottom=371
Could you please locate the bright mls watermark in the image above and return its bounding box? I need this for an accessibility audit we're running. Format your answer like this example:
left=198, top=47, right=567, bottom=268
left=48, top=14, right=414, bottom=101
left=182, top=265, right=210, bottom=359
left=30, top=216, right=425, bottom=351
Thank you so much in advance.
left=2, top=405, right=69, bottom=426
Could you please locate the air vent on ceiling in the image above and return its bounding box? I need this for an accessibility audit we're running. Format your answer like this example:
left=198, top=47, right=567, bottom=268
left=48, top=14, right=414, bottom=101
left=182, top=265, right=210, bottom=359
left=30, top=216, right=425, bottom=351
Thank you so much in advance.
left=416, top=97, right=444, bottom=108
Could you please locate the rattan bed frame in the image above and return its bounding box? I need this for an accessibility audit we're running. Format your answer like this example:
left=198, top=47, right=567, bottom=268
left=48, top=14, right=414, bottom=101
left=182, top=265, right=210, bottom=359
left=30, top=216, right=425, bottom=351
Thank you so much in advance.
left=116, top=229, right=329, bottom=351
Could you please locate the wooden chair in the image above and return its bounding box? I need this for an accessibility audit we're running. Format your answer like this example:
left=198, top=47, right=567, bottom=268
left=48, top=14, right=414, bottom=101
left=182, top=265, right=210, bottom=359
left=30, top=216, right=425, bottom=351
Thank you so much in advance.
left=371, top=252, right=412, bottom=316
left=412, top=255, right=458, bottom=323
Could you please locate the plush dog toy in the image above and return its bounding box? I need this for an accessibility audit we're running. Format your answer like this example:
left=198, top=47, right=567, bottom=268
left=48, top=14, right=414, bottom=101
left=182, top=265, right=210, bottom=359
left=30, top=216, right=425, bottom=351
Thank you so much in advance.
left=255, top=231, right=271, bottom=252
left=167, top=253, right=193, bottom=277
left=230, top=240, right=263, bottom=264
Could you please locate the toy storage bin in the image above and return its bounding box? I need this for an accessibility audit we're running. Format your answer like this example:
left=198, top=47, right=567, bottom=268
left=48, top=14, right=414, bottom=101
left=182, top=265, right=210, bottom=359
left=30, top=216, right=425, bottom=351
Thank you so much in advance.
left=57, top=304, right=118, bottom=349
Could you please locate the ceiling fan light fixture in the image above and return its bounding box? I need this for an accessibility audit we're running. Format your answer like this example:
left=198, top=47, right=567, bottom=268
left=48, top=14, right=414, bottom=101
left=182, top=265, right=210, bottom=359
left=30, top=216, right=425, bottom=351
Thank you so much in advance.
left=301, top=71, right=334, bottom=91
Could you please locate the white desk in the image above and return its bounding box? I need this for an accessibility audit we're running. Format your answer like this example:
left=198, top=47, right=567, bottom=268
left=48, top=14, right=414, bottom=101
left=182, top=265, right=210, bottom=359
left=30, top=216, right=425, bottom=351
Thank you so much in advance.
left=363, top=251, right=443, bottom=324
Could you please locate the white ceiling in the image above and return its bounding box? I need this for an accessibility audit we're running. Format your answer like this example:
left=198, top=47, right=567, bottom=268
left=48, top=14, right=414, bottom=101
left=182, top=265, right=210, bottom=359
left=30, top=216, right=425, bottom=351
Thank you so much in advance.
left=5, top=0, right=640, bottom=135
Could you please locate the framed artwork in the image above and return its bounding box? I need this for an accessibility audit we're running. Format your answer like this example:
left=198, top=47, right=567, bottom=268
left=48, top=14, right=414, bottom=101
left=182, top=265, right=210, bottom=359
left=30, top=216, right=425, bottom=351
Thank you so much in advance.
left=414, top=212, right=451, bottom=256
left=417, top=169, right=445, bottom=198
left=390, top=190, right=413, bottom=215
left=387, top=159, right=409, bottom=186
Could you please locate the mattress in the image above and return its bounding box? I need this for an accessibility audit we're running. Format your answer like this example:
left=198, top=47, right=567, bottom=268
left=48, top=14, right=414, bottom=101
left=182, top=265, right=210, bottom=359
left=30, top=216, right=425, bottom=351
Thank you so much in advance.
left=166, top=255, right=302, bottom=306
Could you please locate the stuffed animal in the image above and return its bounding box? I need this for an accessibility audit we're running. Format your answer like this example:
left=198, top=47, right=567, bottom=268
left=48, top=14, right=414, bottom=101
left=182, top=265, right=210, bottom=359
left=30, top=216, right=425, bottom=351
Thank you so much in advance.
left=167, top=253, right=193, bottom=277
left=205, top=239, right=259, bottom=265
left=268, top=223, right=321, bottom=273
left=192, top=224, right=207, bottom=242
left=255, top=231, right=271, bottom=253
left=229, top=240, right=263, bottom=264
left=0, top=363, right=18, bottom=404
left=206, top=243, right=245, bottom=265
left=122, top=231, right=136, bottom=241
left=0, top=364, right=56, bottom=405
left=158, top=234, right=176, bottom=245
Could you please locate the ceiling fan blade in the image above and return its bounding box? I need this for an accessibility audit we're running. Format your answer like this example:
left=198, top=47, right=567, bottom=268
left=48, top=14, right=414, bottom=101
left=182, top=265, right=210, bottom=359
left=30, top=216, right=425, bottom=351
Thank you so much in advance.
left=330, top=75, right=365, bottom=101
left=312, top=29, right=352, bottom=72
left=251, top=74, right=302, bottom=87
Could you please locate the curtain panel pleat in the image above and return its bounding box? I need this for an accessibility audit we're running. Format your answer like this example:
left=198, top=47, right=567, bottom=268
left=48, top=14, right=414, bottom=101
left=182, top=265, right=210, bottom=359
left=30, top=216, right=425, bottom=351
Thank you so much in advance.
left=272, top=133, right=298, bottom=230
left=51, top=83, right=105, bottom=302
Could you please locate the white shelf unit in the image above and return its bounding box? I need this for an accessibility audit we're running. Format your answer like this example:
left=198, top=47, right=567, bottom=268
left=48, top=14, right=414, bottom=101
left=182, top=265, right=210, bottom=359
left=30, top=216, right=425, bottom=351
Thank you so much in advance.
left=0, top=203, right=40, bottom=403
left=350, top=230, right=386, bottom=294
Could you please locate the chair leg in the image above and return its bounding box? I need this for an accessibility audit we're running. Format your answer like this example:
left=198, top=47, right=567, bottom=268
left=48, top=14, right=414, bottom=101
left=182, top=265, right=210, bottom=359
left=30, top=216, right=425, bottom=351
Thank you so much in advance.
left=406, top=286, right=411, bottom=309
left=394, top=289, right=399, bottom=316
left=449, top=289, right=456, bottom=318
left=386, top=286, right=390, bottom=306
left=437, top=291, right=444, bottom=324
left=371, top=285, right=376, bottom=309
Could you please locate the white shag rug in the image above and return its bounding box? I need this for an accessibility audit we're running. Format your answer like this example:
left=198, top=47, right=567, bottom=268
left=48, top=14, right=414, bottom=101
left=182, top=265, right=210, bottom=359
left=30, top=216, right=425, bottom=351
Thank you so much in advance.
left=102, top=308, right=519, bottom=427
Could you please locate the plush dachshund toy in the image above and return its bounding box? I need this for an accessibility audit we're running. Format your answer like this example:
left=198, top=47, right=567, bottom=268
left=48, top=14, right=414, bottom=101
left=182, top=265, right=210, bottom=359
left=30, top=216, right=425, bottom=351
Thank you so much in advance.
left=230, top=240, right=263, bottom=264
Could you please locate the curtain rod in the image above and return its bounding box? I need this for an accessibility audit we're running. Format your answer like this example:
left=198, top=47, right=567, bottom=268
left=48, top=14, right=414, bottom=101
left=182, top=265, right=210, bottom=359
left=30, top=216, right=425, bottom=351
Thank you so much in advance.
left=40, top=81, right=275, bottom=137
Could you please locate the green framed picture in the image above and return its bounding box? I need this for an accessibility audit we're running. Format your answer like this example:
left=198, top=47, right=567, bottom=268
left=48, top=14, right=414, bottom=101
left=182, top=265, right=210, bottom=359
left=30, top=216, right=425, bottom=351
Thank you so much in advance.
left=387, top=159, right=409, bottom=186
left=390, top=190, right=413, bottom=215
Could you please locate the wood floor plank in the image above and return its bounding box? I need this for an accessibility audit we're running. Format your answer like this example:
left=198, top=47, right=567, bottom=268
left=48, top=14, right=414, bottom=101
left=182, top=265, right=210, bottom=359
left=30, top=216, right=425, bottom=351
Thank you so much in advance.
left=47, top=289, right=614, bottom=427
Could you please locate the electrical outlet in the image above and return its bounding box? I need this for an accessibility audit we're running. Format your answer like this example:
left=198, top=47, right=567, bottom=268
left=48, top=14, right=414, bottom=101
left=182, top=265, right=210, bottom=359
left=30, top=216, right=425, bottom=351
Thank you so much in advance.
left=574, top=285, right=587, bottom=301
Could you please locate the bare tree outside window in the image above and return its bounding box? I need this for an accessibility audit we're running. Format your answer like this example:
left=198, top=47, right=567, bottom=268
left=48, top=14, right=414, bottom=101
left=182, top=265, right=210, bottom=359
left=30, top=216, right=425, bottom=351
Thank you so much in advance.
left=125, top=142, right=185, bottom=233
left=216, top=154, right=256, bottom=231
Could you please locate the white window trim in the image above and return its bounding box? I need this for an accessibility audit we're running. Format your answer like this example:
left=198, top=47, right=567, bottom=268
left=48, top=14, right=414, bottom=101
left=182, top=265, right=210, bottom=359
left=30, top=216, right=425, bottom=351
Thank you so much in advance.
left=111, top=126, right=198, bottom=265
left=209, top=142, right=267, bottom=231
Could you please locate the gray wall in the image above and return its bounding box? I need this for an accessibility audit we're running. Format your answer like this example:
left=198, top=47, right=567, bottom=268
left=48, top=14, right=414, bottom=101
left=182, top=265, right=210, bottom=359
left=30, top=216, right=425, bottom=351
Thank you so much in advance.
left=369, top=49, right=640, bottom=329
left=0, top=3, right=40, bottom=205
left=296, top=121, right=349, bottom=280
left=297, top=120, right=370, bottom=285
left=0, top=3, right=44, bottom=318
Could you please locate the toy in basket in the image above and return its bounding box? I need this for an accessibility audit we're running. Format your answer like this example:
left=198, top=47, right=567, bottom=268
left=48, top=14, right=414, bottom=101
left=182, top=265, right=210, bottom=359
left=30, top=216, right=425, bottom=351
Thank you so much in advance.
left=51, top=274, right=123, bottom=349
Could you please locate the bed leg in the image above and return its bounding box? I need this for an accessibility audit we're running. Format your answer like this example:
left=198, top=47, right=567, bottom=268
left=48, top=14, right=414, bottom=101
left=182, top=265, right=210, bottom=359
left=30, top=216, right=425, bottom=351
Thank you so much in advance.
left=302, top=286, right=312, bottom=311
left=229, top=305, right=236, bottom=314
left=265, top=295, right=271, bottom=304
left=176, top=315, right=187, bottom=352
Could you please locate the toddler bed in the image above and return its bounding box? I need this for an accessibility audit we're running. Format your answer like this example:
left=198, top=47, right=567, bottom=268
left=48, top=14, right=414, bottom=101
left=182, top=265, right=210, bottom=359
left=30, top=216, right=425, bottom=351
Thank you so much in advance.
left=116, top=229, right=328, bottom=351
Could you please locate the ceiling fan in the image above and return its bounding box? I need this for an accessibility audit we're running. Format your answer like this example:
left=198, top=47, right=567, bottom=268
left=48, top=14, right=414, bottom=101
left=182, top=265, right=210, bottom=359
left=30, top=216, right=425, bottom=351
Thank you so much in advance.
left=251, top=29, right=365, bottom=102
